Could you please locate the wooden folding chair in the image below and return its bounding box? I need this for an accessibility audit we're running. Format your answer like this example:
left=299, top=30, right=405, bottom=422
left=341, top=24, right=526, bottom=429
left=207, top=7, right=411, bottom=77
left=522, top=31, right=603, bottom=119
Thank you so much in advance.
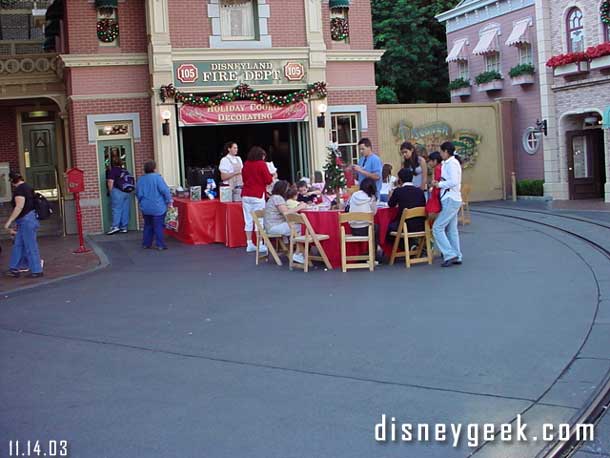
left=286, top=213, right=333, bottom=272
left=388, top=207, right=433, bottom=268
left=251, top=210, right=286, bottom=266
left=338, top=212, right=375, bottom=273
left=459, top=184, right=472, bottom=225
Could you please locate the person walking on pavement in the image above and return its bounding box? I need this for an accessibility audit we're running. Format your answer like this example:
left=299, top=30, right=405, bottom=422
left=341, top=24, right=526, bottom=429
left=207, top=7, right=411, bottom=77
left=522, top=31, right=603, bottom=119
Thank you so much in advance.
left=136, top=160, right=172, bottom=250
left=106, top=154, right=132, bottom=235
left=431, top=142, right=463, bottom=267
left=4, top=171, right=43, bottom=278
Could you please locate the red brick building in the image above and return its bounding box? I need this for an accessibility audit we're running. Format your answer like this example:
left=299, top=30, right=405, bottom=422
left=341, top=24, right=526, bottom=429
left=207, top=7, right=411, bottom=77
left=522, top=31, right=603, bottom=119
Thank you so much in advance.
left=0, top=0, right=382, bottom=234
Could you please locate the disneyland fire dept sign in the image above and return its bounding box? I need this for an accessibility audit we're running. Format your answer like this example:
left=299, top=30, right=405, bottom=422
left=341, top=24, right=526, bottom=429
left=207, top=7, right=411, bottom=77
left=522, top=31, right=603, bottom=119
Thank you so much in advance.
left=173, top=60, right=307, bottom=88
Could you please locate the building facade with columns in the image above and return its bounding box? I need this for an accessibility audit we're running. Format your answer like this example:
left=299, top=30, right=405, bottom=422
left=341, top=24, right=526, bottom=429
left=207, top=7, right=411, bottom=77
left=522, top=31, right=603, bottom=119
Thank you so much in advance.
left=0, top=0, right=382, bottom=234
left=535, top=0, right=610, bottom=201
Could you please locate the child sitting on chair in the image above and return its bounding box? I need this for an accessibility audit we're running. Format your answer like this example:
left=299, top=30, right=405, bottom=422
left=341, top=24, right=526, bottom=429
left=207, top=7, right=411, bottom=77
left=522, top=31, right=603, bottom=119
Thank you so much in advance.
left=296, top=179, right=322, bottom=204
left=286, top=187, right=300, bottom=209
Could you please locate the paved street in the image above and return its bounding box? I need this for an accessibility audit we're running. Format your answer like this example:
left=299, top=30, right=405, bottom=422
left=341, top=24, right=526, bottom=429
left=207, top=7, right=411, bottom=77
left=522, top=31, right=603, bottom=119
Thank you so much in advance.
left=1, top=210, right=609, bottom=458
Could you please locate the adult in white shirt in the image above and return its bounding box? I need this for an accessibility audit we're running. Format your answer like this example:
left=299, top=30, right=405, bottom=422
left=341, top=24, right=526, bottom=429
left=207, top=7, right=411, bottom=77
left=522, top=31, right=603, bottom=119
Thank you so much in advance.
left=431, top=141, right=463, bottom=267
left=218, top=141, right=243, bottom=189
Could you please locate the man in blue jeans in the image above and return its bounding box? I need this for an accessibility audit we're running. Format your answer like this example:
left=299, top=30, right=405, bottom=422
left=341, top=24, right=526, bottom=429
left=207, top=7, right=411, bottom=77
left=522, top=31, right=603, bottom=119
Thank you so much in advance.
left=4, top=172, right=43, bottom=278
left=106, top=155, right=132, bottom=235
left=431, top=141, right=463, bottom=267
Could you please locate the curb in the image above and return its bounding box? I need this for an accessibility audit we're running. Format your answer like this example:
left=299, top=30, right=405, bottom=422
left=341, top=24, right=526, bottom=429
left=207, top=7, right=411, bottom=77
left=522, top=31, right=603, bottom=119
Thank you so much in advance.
left=0, top=235, right=110, bottom=299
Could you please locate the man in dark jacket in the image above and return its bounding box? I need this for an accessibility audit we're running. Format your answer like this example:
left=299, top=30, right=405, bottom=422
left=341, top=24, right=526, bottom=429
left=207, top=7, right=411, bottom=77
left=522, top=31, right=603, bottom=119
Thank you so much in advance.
left=387, top=168, right=426, bottom=240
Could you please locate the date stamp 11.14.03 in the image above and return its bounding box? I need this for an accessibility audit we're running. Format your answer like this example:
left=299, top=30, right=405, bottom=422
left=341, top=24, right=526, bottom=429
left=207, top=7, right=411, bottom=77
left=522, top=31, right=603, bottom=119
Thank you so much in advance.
left=7, top=440, right=69, bottom=457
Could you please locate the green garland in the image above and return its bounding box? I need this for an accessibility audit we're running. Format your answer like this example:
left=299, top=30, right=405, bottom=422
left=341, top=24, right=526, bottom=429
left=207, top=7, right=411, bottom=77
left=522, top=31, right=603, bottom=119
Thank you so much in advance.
left=97, top=19, right=119, bottom=43
left=160, top=82, right=328, bottom=107
left=331, top=18, right=349, bottom=41
left=602, top=0, right=610, bottom=25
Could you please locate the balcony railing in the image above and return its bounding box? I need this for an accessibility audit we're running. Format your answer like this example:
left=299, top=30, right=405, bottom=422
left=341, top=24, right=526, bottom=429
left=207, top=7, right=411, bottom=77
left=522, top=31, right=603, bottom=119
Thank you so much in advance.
left=0, top=52, right=60, bottom=82
left=0, top=39, right=45, bottom=55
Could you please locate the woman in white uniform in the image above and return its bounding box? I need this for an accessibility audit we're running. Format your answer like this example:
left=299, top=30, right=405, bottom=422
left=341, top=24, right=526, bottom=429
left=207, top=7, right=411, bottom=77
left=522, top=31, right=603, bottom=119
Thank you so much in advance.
left=218, top=141, right=243, bottom=189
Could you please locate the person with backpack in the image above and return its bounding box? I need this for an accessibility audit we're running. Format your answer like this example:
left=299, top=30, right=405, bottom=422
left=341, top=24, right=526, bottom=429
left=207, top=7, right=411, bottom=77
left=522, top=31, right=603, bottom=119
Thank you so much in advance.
left=106, top=154, right=134, bottom=235
left=4, top=172, right=43, bottom=278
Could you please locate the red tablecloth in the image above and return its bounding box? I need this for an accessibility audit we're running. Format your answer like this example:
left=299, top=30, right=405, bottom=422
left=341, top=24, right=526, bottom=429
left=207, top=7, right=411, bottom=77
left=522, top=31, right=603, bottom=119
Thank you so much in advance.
left=301, top=207, right=398, bottom=268
left=166, top=198, right=247, bottom=247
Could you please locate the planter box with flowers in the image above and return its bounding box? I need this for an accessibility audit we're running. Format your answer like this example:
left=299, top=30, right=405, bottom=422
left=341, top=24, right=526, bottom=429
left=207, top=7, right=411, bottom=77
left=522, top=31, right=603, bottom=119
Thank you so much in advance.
left=448, top=77, right=471, bottom=97
left=587, top=43, right=610, bottom=70
left=509, top=63, right=536, bottom=86
left=475, top=71, right=503, bottom=92
left=546, top=52, right=589, bottom=77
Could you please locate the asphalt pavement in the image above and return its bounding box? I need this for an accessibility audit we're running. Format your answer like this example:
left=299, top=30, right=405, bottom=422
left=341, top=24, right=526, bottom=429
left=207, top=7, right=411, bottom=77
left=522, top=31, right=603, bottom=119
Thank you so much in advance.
left=1, top=210, right=609, bottom=458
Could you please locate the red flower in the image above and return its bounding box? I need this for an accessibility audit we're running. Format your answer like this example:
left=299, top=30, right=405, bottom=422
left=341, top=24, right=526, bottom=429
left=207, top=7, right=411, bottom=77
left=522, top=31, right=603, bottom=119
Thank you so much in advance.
left=585, top=42, right=610, bottom=59
left=546, top=52, right=587, bottom=68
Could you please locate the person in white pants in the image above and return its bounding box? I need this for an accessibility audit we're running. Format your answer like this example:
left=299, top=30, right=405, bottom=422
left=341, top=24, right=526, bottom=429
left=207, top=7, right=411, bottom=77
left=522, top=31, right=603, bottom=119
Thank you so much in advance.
left=431, top=141, right=463, bottom=267
left=241, top=146, right=274, bottom=253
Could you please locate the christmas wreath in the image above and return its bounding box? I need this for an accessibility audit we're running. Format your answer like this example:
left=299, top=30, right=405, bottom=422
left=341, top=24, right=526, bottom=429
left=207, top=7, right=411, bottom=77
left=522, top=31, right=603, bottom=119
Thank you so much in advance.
left=602, top=1, right=610, bottom=25
left=160, top=82, right=328, bottom=107
left=330, top=17, right=349, bottom=41
left=97, top=18, right=119, bottom=43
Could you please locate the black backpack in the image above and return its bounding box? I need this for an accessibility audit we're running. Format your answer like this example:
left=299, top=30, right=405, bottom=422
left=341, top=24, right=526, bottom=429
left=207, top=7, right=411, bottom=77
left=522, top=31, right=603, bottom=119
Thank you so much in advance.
left=117, top=169, right=135, bottom=193
left=34, top=192, right=53, bottom=220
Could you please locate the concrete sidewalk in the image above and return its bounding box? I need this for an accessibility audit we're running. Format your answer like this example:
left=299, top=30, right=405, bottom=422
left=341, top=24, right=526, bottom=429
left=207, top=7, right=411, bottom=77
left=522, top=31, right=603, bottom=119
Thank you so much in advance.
left=0, top=235, right=100, bottom=294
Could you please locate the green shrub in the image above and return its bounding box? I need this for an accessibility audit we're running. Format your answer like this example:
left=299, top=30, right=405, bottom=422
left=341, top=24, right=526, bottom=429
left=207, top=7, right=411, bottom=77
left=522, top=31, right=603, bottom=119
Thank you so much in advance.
left=376, top=86, right=398, bottom=104
left=448, top=77, right=471, bottom=90
left=509, top=63, right=536, bottom=78
left=475, top=71, right=503, bottom=85
left=517, top=179, right=544, bottom=196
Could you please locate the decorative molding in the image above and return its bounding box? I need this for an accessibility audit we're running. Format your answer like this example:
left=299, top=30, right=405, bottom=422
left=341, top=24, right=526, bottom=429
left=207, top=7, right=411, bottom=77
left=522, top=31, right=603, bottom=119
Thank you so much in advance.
left=86, top=112, right=142, bottom=144
left=171, top=47, right=310, bottom=61
left=69, top=93, right=150, bottom=102
left=328, top=104, right=368, bottom=130
left=326, top=50, right=385, bottom=62
left=60, top=53, right=148, bottom=68
left=436, top=0, right=535, bottom=33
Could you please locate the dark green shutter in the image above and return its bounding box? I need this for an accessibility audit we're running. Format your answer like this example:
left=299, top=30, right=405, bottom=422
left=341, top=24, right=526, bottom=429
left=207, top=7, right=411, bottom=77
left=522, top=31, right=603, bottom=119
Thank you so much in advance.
left=95, top=0, right=118, bottom=8
left=329, top=0, right=350, bottom=9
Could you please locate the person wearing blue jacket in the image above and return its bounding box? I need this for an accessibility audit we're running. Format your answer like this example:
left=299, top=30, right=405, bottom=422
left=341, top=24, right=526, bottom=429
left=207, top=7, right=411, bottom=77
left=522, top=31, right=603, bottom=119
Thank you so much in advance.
left=136, top=160, right=172, bottom=250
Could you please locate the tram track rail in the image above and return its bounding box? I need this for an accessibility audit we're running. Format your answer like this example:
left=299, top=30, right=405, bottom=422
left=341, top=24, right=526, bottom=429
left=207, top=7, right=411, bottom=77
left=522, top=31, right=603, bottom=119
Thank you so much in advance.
left=471, top=206, right=610, bottom=458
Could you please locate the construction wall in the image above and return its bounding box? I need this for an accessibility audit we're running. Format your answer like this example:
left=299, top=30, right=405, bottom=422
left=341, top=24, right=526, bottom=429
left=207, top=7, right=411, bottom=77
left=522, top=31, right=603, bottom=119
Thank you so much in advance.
left=376, top=103, right=507, bottom=202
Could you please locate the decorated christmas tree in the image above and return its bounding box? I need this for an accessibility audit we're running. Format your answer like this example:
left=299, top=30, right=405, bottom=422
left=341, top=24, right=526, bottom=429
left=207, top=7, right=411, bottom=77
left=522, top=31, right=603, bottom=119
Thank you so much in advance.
left=323, top=143, right=346, bottom=193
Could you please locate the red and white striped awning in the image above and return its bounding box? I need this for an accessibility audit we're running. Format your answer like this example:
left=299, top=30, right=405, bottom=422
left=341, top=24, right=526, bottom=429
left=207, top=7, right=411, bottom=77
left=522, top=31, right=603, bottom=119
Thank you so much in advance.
left=446, top=39, right=468, bottom=62
left=505, top=19, right=531, bottom=47
left=473, top=29, right=499, bottom=55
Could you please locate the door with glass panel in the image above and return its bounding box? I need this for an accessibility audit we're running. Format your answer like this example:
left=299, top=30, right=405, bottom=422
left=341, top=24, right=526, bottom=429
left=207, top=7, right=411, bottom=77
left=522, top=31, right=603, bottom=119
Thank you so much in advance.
left=567, top=130, right=606, bottom=199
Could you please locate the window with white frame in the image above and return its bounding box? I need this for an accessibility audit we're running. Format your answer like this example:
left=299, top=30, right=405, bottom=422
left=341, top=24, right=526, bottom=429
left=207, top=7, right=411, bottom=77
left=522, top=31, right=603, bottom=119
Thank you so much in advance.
left=518, top=43, right=533, bottom=65
left=457, top=60, right=469, bottom=80
left=220, top=0, right=257, bottom=40
left=485, top=52, right=501, bottom=73
left=331, top=113, right=360, bottom=165
left=566, top=7, right=584, bottom=52
left=604, top=21, right=610, bottom=43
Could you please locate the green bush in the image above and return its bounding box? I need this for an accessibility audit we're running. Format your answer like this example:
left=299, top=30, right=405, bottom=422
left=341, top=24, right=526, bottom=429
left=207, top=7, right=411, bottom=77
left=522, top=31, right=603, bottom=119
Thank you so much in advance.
left=376, top=86, right=399, bottom=104
left=517, top=179, right=544, bottom=196
left=448, top=77, right=471, bottom=90
left=509, top=63, right=535, bottom=78
left=475, top=70, right=503, bottom=85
